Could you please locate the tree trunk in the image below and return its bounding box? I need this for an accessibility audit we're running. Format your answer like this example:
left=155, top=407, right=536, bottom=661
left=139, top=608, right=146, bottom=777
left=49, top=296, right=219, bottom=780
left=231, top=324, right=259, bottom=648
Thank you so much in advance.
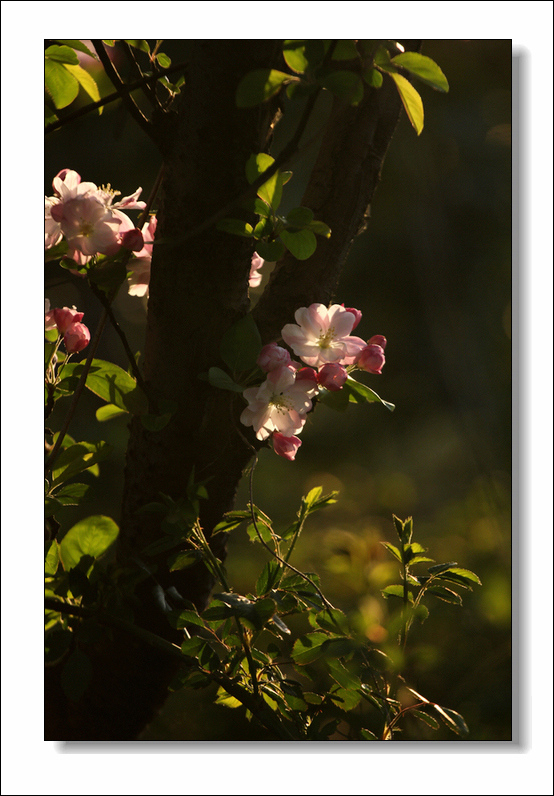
left=45, top=39, right=418, bottom=740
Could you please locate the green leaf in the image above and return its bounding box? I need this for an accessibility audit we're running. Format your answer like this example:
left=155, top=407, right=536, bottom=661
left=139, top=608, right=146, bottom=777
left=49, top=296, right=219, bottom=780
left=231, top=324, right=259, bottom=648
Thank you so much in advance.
left=282, top=40, right=310, bottom=74
left=140, top=400, right=177, bottom=432
left=330, top=686, right=362, bottom=711
left=391, top=52, right=449, bottom=93
left=246, top=521, right=273, bottom=546
left=207, top=367, right=245, bottom=393
left=60, top=649, right=93, bottom=702
left=45, top=45, right=79, bottom=64
left=96, top=403, right=128, bottom=422
left=363, top=67, right=383, bottom=88
left=246, top=153, right=283, bottom=211
left=156, top=52, right=171, bottom=69
left=45, top=540, right=59, bottom=576
left=343, top=378, right=395, bottom=411
left=280, top=228, right=317, bottom=260
left=168, top=550, right=203, bottom=572
left=439, top=566, right=481, bottom=585
left=51, top=441, right=111, bottom=487
left=292, top=631, right=329, bottom=665
left=433, top=704, right=469, bottom=736
left=427, top=585, right=463, bottom=605
left=255, top=239, right=285, bottom=261
left=381, top=542, right=403, bottom=563
left=286, top=207, right=314, bottom=228
left=307, top=219, right=332, bottom=238
left=381, top=584, right=409, bottom=600
left=52, top=482, right=90, bottom=506
left=171, top=608, right=205, bottom=630
left=327, top=658, right=361, bottom=690
left=55, top=40, right=97, bottom=57
left=360, top=728, right=378, bottom=740
left=330, top=40, right=360, bottom=61
left=59, top=515, right=119, bottom=571
left=319, top=70, right=364, bottom=106
left=215, top=686, right=243, bottom=709
left=428, top=561, right=458, bottom=575
left=125, top=39, right=150, bottom=54
left=61, top=359, right=148, bottom=415
left=236, top=69, right=297, bottom=108
left=317, top=386, right=350, bottom=411
left=63, top=63, right=101, bottom=105
left=389, top=72, right=424, bottom=135
left=216, top=218, right=253, bottom=237
left=256, top=560, right=281, bottom=595
left=44, top=59, right=79, bottom=109
left=411, top=709, right=440, bottom=731
left=220, top=314, right=262, bottom=373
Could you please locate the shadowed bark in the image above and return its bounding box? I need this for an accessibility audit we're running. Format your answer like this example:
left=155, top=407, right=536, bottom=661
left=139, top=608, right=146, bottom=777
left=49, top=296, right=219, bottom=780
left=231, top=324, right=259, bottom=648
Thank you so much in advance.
left=45, top=39, right=420, bottom=740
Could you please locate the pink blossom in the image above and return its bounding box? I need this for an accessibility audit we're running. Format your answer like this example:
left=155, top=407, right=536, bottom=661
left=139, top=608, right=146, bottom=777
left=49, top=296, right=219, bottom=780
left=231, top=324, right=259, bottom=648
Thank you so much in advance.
left=58, top=197, right=123, bottom=256
left=63, top=322, right=91, bottom=354
left=45, top=198, right=63, bottom=249
left=240, top=365, right=314, bottom=441
left=45, top=299, right=57, bottom=331
left=53, top=307, right=84, bottom=334
left=281, top=303, right=366, bottom=368
left=295, top=367, right=319, bottom=397
left=356, top=343, right=386, bottom=374
left=52, top=169, right=98, bottom=203
left=272, top=433, right=302, bottom=461
left=317, top=362, right=348, bottom=391
left=126, top=215, right=157, bottom=297
left=121, top=228, right=144, bottom=251
left=341, top=305, right=362, bottom=329
left=368, top=335, right=387, bottom=350
left=249, top=252, right=264, bottom=288
left=257, top=343, right=292, bottom=372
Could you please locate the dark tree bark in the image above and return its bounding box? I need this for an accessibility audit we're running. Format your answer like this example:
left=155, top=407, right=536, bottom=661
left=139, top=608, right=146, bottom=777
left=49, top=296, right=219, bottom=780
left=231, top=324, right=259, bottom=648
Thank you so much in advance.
left=45, top=40, right=419, bottom=740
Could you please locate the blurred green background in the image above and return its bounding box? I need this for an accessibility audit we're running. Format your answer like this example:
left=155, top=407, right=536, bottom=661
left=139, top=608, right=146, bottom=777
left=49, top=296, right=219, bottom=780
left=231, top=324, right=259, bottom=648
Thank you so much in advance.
left=45, top=40, right=511, bottom=741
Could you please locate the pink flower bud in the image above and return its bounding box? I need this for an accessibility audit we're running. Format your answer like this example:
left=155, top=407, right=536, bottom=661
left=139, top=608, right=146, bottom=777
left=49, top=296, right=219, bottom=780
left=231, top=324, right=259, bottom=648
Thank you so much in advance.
left=342, top=305, right=362, bottom=329
left=121, top=228, right=145, bottom=252
left=53, top=307, right=84, bottom=334
left=356, top=344, right=386, bottom=374
left=257, top=342, right=292, bottom=372
left=63, top=322, right=91, bottom=354
left=273, top=432, right=302, bottom=461
left=368, top=334, right=387, bottom=350
left=317, top=362, right=348, bottom=391
left=295, top=366, right=318, bottom=385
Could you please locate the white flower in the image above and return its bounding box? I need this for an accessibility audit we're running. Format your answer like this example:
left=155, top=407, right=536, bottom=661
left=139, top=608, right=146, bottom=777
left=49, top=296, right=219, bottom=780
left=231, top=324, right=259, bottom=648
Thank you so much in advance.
left=240, top=365, right=314, bottom=441
left=281, top=303, right=367, bottom=367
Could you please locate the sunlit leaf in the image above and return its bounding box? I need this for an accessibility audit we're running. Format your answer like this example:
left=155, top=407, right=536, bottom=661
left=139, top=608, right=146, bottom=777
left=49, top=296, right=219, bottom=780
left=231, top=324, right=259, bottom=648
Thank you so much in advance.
left=280, top=228, right=317, bottom=260
left=236, top=69, right=297, bottom=108
left=381, top=542, right=403, bottom=563
left=51, top=441, right=111, bottom=487
left=44, top=59, right=79, bottom=109
left=389, top=72, right=424, bottom=135
left=344, top=378, right=395, bottom=411
left=391, top=52, right=449, bottom=92
left=216, top=218, right=253, bottom=237
left=45, top=45, right=79, bottom=64
left=55, top=40, right=97, bottom=58
left=63, top=63, right=101, bottom=105
left=59, top=515, right=119, bottom=571
left=96, top=403, right=128, bottom=422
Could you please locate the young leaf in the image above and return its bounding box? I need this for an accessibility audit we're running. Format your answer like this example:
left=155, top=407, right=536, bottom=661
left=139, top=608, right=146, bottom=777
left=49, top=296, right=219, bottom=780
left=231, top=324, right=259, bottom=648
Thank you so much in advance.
left=381, top=542, right=403, bottom=563
left=51, top=441, right=111, bottom=487
left=45, top=45, right=79, bottom=64
left=389, top=72, right=424, bottom=135
left=96, top=403, right=128, bottom=422
left=282, top=40, right=310, bottom=74
left=44, top=59, right=79, bottom=109
left=280, top=228, right=317, bottom=260
left=207, top=367, right=245, bottom=393
left=55, top=40, right=97, bottom=58
left=59, top=515, right=119, bottom=571
left=216, top=218, right=253, bottom=237
left=391, top=53, right=449, bottom=93
left=343, top=378, right=395, bottom=411
left=63, top=63, right=101, bottom=104
left=236, top=69, right=297, bottom=108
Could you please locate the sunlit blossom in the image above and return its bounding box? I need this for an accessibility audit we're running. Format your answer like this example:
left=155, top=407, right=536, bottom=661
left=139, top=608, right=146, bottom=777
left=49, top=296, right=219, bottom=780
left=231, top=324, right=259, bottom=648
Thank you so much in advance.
left=240, top=365, right=314, bottom=441
left=281, top=303, right=366, bottom=367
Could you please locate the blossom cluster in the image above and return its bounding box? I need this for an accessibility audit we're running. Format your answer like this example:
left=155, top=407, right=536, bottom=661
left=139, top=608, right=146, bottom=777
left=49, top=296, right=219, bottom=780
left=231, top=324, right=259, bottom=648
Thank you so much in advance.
left=45, top=169, right=156, bottom=297
left=45, top=300, right=91, bottom=354
left=240, top=303, right=386, bottom=461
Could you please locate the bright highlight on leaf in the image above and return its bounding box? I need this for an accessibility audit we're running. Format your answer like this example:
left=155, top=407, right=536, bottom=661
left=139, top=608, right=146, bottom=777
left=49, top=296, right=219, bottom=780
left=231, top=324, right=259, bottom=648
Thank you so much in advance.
left=390, top=72, right=424, bottom=135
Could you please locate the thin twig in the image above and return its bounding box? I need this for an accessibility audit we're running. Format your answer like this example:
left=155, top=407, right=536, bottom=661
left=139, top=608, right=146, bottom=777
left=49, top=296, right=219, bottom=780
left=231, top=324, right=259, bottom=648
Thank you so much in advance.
left=45, top=62, right=187, bottom=134
left=120, top=40, right=161, bottom=110
left=91, top=40, right=155, bottom=141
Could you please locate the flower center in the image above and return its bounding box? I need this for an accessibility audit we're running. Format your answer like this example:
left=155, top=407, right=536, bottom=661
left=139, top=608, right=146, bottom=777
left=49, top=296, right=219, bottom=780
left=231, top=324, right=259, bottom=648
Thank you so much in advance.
left=270, top=392, right=292, bottom=412
left=317, top=327, right=336, bottom=349
left=79, top=221, right=96, bottom=238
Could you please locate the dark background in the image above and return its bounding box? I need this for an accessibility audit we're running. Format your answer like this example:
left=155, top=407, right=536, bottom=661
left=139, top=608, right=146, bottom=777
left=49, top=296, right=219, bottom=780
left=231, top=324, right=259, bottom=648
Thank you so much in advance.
left=45, top=40, right=512, bottom=740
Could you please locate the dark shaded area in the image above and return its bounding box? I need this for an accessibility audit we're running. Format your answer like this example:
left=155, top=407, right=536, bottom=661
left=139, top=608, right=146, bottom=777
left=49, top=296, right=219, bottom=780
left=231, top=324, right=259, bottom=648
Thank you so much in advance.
left=46, top=40, right=512, bottom=741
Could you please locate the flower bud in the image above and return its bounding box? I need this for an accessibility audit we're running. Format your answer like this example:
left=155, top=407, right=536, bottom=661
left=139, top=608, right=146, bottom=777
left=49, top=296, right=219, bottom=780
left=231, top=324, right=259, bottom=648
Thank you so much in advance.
left=317, top=362, right=348, bottom=391
left=257, top=342, right=292, bottom=372
left=356, top=344, right=386, bottom=374
left=121, top=228, right=145, bottom=252
left=63, top=322, right=91, bottom=354
left=342, top=305, right=362, bottom=329
left=273, top=432, right=302, bottom=461
left=53, top=307, right=84, bottom=334
left=368, top=334, right=387, bottom=350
